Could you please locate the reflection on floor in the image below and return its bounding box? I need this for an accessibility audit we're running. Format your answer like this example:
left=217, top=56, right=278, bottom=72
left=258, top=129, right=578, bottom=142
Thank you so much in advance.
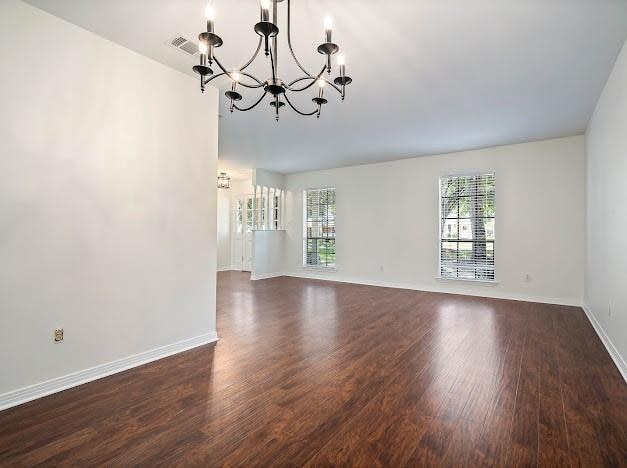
left=1, top=271, right=625, bottom=466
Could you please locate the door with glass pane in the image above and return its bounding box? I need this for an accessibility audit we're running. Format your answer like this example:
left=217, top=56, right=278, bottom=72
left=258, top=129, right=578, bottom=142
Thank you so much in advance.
left=232, top=196, right=254, bottom=271
left=243, top=197, right=253, bottom=270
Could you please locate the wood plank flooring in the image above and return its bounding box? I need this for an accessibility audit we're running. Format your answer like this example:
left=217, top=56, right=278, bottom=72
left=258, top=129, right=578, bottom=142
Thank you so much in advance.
left=1, top=271, right=625, bottom=466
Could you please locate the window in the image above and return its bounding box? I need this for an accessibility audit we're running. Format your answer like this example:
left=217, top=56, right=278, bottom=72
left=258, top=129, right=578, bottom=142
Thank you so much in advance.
left=273, top=194, right=280, bottom=230
left=303, top=188, right=336, bottom=267
left=246, top=198, right=254, bottom=232
left=252, top=194, right=266, bottom=230
left=439, top=173, right=495, bottom=280
left=235, top=199, right=244, bottom=234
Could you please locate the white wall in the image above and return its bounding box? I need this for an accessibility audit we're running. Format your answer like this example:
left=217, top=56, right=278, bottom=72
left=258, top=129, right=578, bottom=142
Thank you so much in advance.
left=252, top=231, right=285, bottom=279
left=283, top=136, right=585, bottom=305
left=0, top=0, right=219, bottom=403
left=249, top=169, right=285, bottom=279
left=217, top=189, right=231, bottom=270
left=254, top=169, right=285, bottom=190
left=585, top=38, right=627, bottom=378
left=230, top=178, right=254, bottom=198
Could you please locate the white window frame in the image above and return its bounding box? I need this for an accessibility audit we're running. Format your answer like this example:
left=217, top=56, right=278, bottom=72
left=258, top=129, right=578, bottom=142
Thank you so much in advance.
left=437, top=172, right=496, bottom=283
left=302, top=187, right=336, bottom=269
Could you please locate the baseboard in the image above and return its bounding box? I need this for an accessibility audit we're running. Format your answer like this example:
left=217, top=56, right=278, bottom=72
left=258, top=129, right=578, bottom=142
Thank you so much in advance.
left=0, top=331, right=219, bottom=411
left=217, top=266, right=235, bottom=272
left=582, top=305, right=627, bottom=383
left=282, top=271, right=582, bottom=307
left=250, top=272, right=284, bottom=281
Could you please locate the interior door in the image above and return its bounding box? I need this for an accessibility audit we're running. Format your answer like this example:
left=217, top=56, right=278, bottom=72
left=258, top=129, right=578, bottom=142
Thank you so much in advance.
left=243, top=197, right=253, bottom=271
left=231, top=196, right=254, bottom=271
left=231, top=197, right=244, bottom=270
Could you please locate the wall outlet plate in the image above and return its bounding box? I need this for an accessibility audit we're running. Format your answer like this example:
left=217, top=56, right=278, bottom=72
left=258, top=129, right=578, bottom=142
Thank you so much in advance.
left=54, top=328, right=64, bottom=343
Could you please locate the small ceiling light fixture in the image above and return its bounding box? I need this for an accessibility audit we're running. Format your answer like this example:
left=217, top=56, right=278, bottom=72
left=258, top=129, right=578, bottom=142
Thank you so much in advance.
left=192, top=0, right=353, bottom=121
left=217, top=172, right=231, bottom=189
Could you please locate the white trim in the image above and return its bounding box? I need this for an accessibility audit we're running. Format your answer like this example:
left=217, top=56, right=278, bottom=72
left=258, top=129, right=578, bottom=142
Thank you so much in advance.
left=301, top=265, right=337, bottom=273
left=302, top=187, right=337, bottom=269
left=217, top=266, right=235, bottom=272
left=435, top=276, right=499, bottom=285
left=582, top=305, right=627, bottom=383
left=250, top=272, right=284, bottom=281
left=283, top=271, right=582, bottom=307
left=0, top=332, right=219, bottom=411
left=438, top=172, right=497, bottom=282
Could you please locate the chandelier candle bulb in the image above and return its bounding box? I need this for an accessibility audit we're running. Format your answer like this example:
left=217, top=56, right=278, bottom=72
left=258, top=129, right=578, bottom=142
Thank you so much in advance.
left=199, top=42, right=208, bottom=66
left=205, top=4, right=215, bottom=33
left=337, top=54, right=346, bottom=77
left=260, top=0, right=271, bottom=22
left=324, top=16, right=333, bottom=43
left=231, top=72, right=240, bottom=91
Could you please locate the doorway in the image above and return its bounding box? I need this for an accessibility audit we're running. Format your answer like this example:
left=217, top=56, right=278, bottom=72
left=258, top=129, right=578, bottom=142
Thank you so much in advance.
left=232, top=196, right=253, bottom=271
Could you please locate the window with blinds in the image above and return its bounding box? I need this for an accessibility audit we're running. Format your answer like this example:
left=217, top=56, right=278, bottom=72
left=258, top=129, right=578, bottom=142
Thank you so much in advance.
left=303, top=188, right=336, bottom=267
left=439, top=173, right=495, bottom=280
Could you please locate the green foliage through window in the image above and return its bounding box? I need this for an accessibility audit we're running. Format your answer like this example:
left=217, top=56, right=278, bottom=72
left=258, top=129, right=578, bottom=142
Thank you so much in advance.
left=439, top=174, right=495, bottom=280
left=303, top=188, right=336, bottom=267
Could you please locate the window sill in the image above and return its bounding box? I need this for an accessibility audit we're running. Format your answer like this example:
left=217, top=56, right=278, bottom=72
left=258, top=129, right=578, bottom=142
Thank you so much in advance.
left=435, top=276, right=499, bottom=285
left=302, top=265, right=337, bottom=273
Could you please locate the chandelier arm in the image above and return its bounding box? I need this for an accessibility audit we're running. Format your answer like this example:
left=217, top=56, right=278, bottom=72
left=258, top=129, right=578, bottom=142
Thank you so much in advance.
left=213, top=56, right=265, bottom=88
left=287, top=0, right=314, bottom=77
left=287, top=76, right=343, bottom=94
left=285, top=65, right=342, bottom=94
left=203, top=71, right=264, bottom=89
left=204, top=72, right=226, bottom=85
left=233, top=91, right=268, bottom=112
left=241, top=72, right=265, bottom=87
left=239, top=37, right=263, bottom=72
left=283, top=93, right=318, bottom=116
left=286, top=65, right=325, bottom=89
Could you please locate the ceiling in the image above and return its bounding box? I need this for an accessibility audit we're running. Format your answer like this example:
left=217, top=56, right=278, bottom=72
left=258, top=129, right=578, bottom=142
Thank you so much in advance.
left=25, top=0, right=627, bottom=174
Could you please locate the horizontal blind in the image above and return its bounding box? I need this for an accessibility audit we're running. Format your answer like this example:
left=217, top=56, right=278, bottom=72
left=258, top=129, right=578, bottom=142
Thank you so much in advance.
left=439, top=173, right=495, bottom=280
left=303, top=188, right=336, bottom=266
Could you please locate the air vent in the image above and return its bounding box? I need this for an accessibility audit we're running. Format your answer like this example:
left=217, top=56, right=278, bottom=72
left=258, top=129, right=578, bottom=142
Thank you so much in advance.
left=168, top=35, right=199, bottom=56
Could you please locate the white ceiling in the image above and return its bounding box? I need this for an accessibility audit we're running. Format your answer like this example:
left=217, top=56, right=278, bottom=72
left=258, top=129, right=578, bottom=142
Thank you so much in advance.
left=24, top=0, right=627, bottom=174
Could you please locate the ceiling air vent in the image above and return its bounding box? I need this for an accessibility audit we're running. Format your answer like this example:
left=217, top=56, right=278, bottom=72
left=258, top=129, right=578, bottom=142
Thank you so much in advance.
left=168, top=35, right=199, bottom=56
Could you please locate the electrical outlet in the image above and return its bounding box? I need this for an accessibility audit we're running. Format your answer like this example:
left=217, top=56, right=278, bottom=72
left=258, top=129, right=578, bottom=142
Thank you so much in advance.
left=608, top=301, right=612, bottom=319
left=525, top=274, right=531, bottom=283
left=379, top=265, right=385, bottom=272
left=54, top=328, right=64, bottom=343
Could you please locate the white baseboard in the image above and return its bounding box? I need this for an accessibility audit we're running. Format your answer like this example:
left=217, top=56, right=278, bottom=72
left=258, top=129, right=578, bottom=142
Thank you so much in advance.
left=282, top=271, right=582, bottom=307
left=582, top=305, right=627, bottom=383
left=0, top=331, right=219, bottom=411
left=250, top=272, right=284, bottom=281
left=217, top=266, right=235, bottom=272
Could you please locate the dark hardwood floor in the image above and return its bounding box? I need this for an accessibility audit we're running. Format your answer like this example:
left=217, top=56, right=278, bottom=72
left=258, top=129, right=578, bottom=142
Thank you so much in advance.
left=1, top=271, right=626, bottom=466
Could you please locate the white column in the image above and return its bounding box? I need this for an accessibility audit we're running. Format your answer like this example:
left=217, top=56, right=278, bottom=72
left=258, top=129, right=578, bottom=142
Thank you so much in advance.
left=270, top=187, right=276, bottom=230
left=253, top=184, right=257, bottom=230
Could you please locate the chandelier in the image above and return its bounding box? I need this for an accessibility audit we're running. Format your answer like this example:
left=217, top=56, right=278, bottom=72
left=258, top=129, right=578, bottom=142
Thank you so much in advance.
left=217, top=172, right=231, bottom=189
left=192, top=0, right=352, bottom=121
